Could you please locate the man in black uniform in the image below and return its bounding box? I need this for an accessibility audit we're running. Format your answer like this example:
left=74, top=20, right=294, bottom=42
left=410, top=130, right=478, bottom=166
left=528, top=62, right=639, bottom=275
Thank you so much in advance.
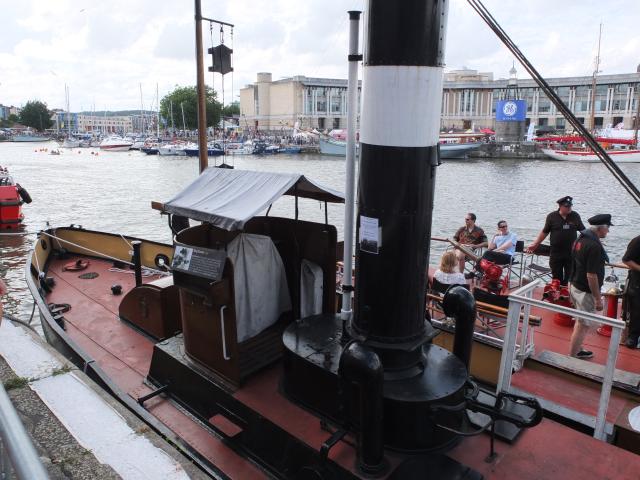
left=568, top=214, right=612, bottom=359
left=527, top=196, right=585, bottom=285
left=622, top=235, right=640, bottom=348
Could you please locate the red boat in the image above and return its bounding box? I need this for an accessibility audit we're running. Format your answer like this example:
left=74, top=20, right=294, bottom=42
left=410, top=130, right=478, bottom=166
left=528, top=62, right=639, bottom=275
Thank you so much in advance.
left=0, top=167, right=31, bottom=229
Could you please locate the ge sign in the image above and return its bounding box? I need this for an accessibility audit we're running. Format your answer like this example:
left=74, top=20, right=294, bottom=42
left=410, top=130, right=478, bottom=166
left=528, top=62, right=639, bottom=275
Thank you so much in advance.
left=496, top=100, right=526, bottom=121
left=503, top=101, right=518, bottom=116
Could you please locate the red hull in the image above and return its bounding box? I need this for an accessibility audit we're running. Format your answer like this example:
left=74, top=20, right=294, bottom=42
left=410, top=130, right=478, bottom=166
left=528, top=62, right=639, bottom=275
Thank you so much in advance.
left=0, top=184, right=24, bottom=229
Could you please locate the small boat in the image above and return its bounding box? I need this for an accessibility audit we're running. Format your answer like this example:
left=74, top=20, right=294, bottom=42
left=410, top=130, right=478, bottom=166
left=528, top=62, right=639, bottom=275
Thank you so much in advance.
left=541, top=147, right=640, bottom=163
left=11, top=133, right=50, bottom=142
left=99, top=136, right=133, bottom=152
left=321, top=136, right=481, bottom=159
left=438, top=142, right=483, bottom=159
left=224, top=141, right=254, bottom=155
left=158, top=142, right=191, bottom=156
left=252, top=142, right=280, bottom=155
left=61, top=137, right=81, bottom=148
left=319, top=136, right=348, bottom=156
left=278, top=146, right=302, bottom=154
left=0, top=167, right=31, bottom=229
left=184, top=142, right=224, bottom=156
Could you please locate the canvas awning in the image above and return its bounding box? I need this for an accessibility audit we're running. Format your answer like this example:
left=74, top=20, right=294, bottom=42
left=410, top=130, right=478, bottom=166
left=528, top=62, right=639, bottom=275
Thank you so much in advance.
left=159, top=168, right=344, bottom=230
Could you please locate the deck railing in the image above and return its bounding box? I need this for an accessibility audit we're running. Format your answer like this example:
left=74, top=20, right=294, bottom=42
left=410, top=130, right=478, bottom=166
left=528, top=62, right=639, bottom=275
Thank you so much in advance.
left=498, top=280, right=625, bottom=441
left=0, top=377, right=49, bottom=479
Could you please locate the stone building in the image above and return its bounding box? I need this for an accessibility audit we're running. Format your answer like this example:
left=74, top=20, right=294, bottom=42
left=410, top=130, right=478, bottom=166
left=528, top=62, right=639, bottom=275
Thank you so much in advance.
left=240, top=68, right=640, bottom=133
left=239, top=72, right=360, bottom=132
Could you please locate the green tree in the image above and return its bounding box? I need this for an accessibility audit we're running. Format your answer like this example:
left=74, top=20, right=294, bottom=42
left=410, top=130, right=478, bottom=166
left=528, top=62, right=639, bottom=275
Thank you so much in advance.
left=18, top=101, right=53, bottom=131
left=160, top=86, right=221, bottom=130
left=222, top=101, right=240, bottom=118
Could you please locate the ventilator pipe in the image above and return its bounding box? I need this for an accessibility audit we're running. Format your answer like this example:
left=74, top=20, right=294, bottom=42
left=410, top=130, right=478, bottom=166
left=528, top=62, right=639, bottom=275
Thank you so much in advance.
left=442, top=285, right=476, bottom=370
left=341, top=10, right=362, bottom=320
left=338, top=341, right=386, bottom=476
left=131, top=240, right=142, bottom=287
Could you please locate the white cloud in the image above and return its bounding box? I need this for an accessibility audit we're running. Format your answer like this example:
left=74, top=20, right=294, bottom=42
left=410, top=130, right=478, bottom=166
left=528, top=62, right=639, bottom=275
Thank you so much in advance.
left=1, top=0, right=638, bottom=111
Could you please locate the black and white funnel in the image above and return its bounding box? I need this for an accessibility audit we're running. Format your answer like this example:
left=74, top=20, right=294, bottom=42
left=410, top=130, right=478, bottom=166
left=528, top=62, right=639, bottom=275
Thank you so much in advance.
left=353, top=0, right=447, bottom=370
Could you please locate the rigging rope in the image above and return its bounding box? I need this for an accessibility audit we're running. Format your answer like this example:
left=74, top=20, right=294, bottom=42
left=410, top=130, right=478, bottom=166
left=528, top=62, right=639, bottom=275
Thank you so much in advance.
left=468, top=0, right=640, bottom=207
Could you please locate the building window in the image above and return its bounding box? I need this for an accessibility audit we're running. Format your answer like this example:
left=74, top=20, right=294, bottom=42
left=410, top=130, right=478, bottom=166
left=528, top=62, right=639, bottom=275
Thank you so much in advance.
left=318, top=118, right=325, bottom=129
left=333, top=118, right=340, bottom=129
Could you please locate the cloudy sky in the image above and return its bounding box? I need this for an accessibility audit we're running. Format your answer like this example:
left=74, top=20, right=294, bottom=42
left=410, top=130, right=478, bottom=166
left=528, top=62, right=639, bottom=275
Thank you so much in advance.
left=1, top=0, right=639, bottom=112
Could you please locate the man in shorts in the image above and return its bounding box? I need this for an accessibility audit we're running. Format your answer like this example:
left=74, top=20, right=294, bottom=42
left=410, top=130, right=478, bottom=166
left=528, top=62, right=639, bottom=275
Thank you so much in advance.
left=453, top=213, right=488, bottom=274
left=568, top=214, right=612, bottom=359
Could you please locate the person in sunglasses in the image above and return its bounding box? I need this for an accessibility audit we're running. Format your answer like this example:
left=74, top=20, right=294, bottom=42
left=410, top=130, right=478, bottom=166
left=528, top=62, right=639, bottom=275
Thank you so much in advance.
left=488, top=220, right=517, bottom=256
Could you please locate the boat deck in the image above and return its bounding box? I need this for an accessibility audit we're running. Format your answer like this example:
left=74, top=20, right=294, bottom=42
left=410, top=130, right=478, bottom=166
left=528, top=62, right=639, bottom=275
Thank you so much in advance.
left=45, top=254, right=640, bottom=478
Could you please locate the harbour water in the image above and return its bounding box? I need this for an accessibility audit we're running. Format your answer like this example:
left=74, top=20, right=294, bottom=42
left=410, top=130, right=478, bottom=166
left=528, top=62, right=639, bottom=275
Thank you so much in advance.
left=1, top=140, right=639, bottom=324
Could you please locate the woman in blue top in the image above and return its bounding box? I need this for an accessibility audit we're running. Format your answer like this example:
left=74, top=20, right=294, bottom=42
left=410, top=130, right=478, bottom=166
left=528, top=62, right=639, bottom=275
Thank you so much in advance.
left=488, top=220, right=517, bottom=256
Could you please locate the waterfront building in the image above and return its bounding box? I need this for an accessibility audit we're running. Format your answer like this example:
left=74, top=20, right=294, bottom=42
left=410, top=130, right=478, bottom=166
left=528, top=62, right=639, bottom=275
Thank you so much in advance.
left=240, top=68, right=640, bottom=133
left=52, top=112, right=133, bottom=134
left=0, top=105, right=19, bottom=120
left=239, top=72, right=360, bottom=132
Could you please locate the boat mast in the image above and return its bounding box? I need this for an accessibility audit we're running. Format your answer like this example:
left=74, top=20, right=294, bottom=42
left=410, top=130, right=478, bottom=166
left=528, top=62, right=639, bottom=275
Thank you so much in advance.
left=589, top=22, right=602, bottom=133
left=194, top=0, right=208, bottom=173
left=170, top=101, right=174, bottom=133
left=139, top=83, right=145, bottom=134
left=156, top=83, right=160, bottom=138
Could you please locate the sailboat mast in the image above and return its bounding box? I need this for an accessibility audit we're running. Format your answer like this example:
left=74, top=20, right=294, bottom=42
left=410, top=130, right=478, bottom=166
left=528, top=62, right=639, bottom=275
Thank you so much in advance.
left=589, top=22, right=602, bottom=132
left=156, top=83, right=160, bottom=138
left=139, top=83, right=145, bottom=134
left=170, top=101, right=175, bottom=132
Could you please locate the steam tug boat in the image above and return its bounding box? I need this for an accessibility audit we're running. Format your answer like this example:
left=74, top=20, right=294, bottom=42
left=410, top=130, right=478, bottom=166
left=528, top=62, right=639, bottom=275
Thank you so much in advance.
left=25, top=2, right=640, bottom=479
left=0, top=166, right=31, bottom=229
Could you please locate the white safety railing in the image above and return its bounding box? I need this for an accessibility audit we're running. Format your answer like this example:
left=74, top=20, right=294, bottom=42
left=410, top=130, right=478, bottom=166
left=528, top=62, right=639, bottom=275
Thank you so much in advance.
left=497, top=279, right=625, bottom=441
left=0, top=379, right=49, bottom=479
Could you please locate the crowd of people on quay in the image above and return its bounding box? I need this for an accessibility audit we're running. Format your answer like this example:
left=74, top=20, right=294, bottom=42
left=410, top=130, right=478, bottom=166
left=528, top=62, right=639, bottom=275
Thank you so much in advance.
left=435, top=195, right=640, bottom=359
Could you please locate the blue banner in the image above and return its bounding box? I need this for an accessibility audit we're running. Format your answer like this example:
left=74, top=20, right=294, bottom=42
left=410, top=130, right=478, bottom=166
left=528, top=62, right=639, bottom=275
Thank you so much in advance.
left=496, top=100, right=527, bottom=121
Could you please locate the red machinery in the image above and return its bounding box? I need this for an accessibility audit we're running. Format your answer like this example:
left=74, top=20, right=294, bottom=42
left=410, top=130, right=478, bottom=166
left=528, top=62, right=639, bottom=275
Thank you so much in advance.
left=0, top=167, right=31, bottom=229
left=542, top=279, right=574, bottom=327
left=477, top=257, right=508, bottom=294
left=597, top=287, right=623, bottom=337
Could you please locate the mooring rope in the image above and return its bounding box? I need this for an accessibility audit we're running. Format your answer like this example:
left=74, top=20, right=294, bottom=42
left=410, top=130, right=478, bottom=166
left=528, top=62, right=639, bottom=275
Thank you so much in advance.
left=38, top=231, right=170, bottom=277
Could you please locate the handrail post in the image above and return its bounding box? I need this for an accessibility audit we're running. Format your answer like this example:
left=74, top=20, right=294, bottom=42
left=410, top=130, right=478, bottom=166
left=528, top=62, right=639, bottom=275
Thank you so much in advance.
left=496, top=298, right=522, bottom=393
left=518, top=289, right=534, bottom=362
left=0, top=383, right=49, bottom=479
left=594, top=326, right=622, bottom=440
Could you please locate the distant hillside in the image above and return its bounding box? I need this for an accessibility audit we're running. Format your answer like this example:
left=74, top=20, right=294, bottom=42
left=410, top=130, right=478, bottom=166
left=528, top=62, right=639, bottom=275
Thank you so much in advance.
left=78, top=110, right=156, bottom=116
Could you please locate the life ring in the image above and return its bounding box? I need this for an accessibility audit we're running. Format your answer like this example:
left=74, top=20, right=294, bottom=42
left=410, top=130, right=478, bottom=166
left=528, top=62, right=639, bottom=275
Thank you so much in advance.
left=63, top=259, right=90, bottom=271
left=16, top=184, right=32, bottom=204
